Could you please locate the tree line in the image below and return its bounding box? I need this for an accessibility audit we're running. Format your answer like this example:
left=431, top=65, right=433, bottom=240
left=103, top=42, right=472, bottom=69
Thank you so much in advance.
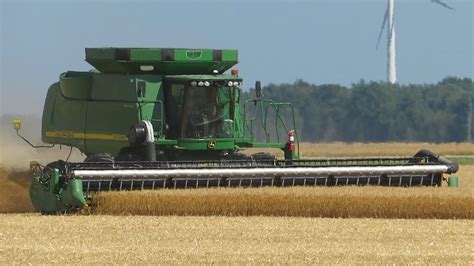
left=243, top=77, right=473, bottom=143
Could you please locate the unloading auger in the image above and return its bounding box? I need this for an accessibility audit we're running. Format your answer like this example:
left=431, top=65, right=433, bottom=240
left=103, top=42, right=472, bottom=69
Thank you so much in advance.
left=14, top=48, right=459, bottom=213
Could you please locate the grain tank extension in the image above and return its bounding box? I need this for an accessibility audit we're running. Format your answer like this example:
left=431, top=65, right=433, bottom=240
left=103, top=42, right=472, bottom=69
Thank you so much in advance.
left=18, top=48, right=458, bottom=213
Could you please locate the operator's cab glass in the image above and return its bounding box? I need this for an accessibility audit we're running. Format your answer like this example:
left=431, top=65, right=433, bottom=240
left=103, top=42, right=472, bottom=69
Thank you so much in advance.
left=164, top=81, right=237, bottom=139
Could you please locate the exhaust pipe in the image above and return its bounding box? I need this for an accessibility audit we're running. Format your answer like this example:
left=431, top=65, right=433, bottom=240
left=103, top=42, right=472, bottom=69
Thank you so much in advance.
left=128, top=120, right=156, bottom=162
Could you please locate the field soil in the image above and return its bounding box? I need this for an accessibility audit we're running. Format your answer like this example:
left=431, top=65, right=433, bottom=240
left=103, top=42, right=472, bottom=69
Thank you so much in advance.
left=0, top=214, right=471, bottom=264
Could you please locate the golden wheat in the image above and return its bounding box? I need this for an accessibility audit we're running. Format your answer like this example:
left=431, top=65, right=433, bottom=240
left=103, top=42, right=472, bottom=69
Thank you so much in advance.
left=0, top=214, right=471, bottom=264
left=92, top=164, right=473, bottom=218
left=1, top=142, right=472, bottom=216
left=92, top=186, right=473, bottom=219
left=0, top=170, right=33, bottom=213
left=245, top=142, right=474, bottom=157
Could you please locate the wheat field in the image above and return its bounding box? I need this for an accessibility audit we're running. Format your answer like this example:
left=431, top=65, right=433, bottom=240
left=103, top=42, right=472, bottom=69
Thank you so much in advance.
left=245, top=142, right=474, bottom=157
left=1, top=165, right=473, bottom=218
left=92, top=185, right=473, bottom=219
left=92, top=164, right=473, bottom=218
left=0, top=214, right=471, bottom=264
left=0, top=169, right=32, bottom=213
left=0, top=142, right=472, bottom=264
left=1, top=143, right=473, bottom=218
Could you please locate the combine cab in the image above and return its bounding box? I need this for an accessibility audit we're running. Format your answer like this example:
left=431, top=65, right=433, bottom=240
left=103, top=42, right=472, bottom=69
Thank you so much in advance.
left=15, top=48, right=459, bottom=213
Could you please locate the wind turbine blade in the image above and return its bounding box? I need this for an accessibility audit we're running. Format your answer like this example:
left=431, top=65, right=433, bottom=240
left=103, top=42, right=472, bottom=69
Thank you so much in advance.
left=376, top=6, right=389, bottom=50
left=431, top=0, right=455, bottom=10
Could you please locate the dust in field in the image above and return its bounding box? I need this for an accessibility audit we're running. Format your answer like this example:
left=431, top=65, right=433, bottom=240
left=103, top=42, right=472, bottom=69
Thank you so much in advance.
left=92, top=185, right=473, bottom=219
left=0, top=214, right=471, bottom=264
left=0, top=144, right=81, bottom=213
left=0, top=116, right=84, bottom=213
left=0, top=169, right=33, bottom=213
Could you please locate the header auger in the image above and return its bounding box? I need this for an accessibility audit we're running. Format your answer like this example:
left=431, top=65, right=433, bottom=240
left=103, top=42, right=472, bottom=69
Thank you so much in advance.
left=15, top=48, right=459, bottom=213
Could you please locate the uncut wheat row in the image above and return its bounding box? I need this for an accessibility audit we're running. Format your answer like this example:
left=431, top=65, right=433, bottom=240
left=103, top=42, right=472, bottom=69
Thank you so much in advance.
left=245, top=142, right=474, bottom=157
left=92, top=165, right=473, bottom=218
left=2, top=166, right=473, bottom=218
left=92, top=186, right=473, bottom=219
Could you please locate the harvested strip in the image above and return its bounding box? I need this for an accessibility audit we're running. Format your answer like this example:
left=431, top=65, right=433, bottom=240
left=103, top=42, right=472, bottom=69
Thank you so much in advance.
left=1, top=215, right=472, bottom=264
left=92, top=187, right=473, bottom=219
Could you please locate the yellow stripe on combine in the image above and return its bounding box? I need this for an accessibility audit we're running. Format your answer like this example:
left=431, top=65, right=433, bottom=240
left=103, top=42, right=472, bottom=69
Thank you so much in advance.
left=45, top=131, right=127, bottom=141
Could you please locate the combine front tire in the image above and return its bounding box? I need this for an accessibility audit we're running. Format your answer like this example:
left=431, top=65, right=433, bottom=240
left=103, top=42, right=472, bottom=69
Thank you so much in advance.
left=85, top=153, right=114, bottom=163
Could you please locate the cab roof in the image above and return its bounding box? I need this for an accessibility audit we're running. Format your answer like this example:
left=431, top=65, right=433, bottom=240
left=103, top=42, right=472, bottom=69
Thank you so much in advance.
left=85, top=48, right=238, bottom=75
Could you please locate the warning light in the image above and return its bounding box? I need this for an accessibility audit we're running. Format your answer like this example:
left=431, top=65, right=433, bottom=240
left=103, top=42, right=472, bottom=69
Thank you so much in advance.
left=231, top=69, right=239, bottom=76
left=13, top=119, right=21, bottom=130
left=288, top=130, right=295, bottom=152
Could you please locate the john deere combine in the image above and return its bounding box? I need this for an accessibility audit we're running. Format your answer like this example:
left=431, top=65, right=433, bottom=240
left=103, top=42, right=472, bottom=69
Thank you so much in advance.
left=15, top=48, right=459, bottom=213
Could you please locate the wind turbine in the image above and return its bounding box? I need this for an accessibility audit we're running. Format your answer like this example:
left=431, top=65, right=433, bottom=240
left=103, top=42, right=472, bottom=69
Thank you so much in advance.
left=376, top=0, right=454, bottom=84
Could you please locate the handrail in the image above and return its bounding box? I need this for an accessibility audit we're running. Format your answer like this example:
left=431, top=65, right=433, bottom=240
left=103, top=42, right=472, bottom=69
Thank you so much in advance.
left=242, top=99, right=300, bottom=157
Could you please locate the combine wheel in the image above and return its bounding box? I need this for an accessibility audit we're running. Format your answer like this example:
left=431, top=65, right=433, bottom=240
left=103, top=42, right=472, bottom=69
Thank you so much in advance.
left=226, top=152, right=249, bottom=160
left=250, top=152, right=276, bottom=161
left=116, top=147, right=145, bottom=161
left=84, top=153, right=114, bottom=163
left=250, top=152, right=276, bottom=166
left=43, top=160, right=68, bottom=177
left=413, top=149, right=438, bottom=161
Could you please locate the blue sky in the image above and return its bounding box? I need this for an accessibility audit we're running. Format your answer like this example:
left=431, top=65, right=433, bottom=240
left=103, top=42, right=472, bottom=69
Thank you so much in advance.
left=1, top=0, right=472, bottom=114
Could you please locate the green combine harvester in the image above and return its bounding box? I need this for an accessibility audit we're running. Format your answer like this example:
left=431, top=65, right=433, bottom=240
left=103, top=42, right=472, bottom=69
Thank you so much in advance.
left=14, top=48, right=459, bottom=213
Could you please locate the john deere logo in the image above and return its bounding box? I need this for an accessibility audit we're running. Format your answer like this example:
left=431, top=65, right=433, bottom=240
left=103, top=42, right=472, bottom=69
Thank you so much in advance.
left=186, top=50, right=202, bottom=60
left=208, top=140, right=216, bottom=149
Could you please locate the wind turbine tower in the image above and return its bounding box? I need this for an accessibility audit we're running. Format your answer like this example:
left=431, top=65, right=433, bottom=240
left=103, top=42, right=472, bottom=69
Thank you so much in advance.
left=387, top=0, right=396, bottom=84
left=377, top=0, right=454, bottom=85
